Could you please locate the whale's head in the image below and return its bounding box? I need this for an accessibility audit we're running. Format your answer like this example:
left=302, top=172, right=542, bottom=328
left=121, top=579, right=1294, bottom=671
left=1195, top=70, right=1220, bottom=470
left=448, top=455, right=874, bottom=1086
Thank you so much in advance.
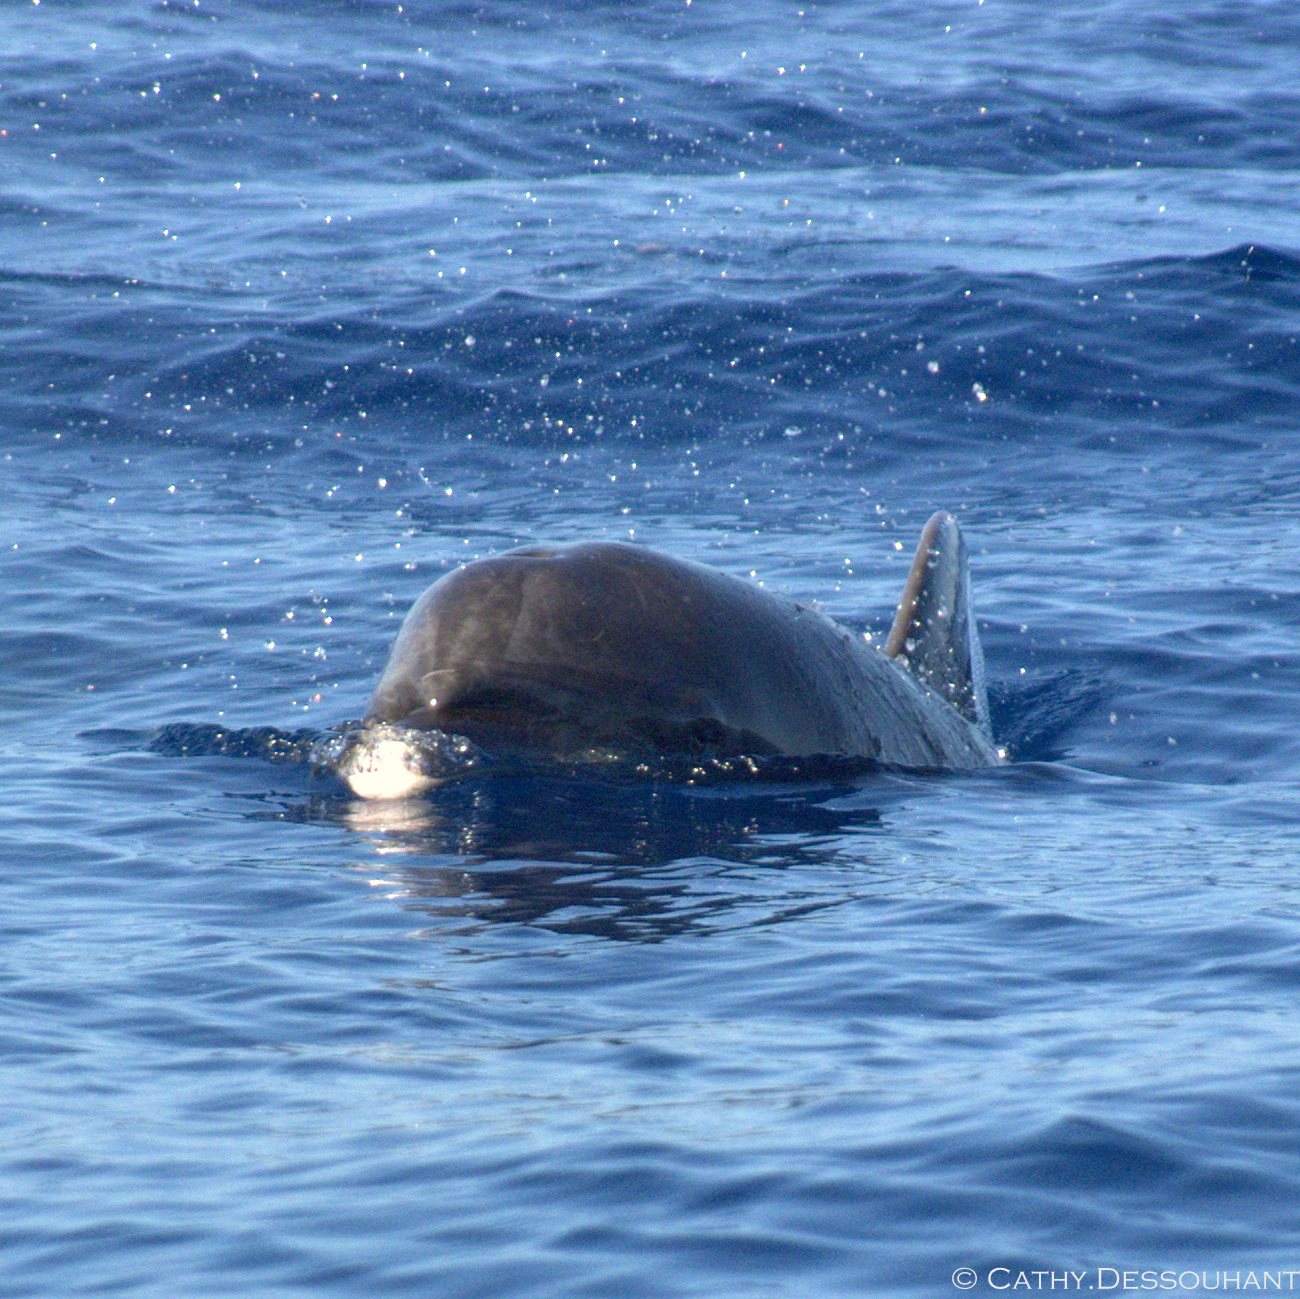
left=356, top=544, right=748, bottom=760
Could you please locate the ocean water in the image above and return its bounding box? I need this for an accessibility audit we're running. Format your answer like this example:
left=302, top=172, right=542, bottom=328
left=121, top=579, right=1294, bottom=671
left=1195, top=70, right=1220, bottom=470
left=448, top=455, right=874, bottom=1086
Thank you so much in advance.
left=3, top=1, right=1300, bottom=1295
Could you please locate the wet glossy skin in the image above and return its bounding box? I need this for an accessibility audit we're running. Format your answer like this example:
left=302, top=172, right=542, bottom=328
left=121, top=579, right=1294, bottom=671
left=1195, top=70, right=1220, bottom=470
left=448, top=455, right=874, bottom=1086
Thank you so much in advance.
left=362, top=541, right=999, bottom=769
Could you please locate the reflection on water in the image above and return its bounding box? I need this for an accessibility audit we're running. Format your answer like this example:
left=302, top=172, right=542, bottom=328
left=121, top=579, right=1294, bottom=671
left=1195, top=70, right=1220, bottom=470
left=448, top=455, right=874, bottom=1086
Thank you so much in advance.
left=281, top=773, right=900, bottom=941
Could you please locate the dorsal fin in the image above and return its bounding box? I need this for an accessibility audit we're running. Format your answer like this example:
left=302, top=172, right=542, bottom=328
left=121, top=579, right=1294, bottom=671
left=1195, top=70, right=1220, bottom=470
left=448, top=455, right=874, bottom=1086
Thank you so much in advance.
left=884, top=511, right=991, bottom=736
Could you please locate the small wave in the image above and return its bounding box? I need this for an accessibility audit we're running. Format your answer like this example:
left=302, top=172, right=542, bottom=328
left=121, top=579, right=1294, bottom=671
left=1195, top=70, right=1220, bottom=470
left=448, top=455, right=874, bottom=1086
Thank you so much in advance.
left=149, top=722, right=321, bottom=764
left=1187, top=243, right=1300, bottom=282
left=1100, top=242, right=1300, bottom=284
left=989, top=669, right=1110, bottom=764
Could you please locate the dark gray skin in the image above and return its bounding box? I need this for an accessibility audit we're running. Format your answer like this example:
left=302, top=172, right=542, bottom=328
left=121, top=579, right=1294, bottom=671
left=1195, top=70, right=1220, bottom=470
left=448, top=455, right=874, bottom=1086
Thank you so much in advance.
left=357, top=521, right=1000, bottom=775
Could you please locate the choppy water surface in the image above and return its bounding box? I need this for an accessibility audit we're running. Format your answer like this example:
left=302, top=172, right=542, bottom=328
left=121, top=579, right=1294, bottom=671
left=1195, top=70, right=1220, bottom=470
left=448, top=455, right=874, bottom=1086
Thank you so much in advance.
left=3, top=2, right=1300, bottom=1295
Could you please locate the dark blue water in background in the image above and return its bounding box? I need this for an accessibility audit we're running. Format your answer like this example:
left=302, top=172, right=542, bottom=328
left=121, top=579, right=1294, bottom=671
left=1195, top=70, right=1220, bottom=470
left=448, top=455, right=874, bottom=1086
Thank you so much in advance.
left=3, top=2, right=1300, bottom=1294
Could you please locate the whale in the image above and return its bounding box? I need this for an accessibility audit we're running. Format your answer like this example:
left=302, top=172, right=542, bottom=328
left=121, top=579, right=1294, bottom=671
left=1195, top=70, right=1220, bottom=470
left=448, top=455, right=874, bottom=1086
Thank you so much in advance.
left=334, top=511, right=1002, bottom=799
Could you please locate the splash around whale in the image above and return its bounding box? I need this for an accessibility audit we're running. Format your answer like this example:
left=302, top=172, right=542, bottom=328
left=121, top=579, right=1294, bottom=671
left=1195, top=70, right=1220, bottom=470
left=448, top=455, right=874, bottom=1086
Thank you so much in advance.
left=330, top=512, right=1003, bottom=799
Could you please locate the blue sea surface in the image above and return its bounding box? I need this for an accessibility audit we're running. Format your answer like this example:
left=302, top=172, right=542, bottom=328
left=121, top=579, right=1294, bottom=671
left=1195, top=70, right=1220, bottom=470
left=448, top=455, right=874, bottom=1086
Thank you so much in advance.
left=3, top=1, right=1300, bottom=1295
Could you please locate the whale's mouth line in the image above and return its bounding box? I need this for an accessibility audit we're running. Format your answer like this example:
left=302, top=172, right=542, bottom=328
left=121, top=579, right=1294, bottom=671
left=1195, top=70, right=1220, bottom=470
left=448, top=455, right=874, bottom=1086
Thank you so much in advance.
left=386, top=679, right=572, bottom=741
left=390, top=669, right=686, bottom=743
left=369, top=675, right=779, bottom=767
left=440, top=681, right=565, bottom=726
